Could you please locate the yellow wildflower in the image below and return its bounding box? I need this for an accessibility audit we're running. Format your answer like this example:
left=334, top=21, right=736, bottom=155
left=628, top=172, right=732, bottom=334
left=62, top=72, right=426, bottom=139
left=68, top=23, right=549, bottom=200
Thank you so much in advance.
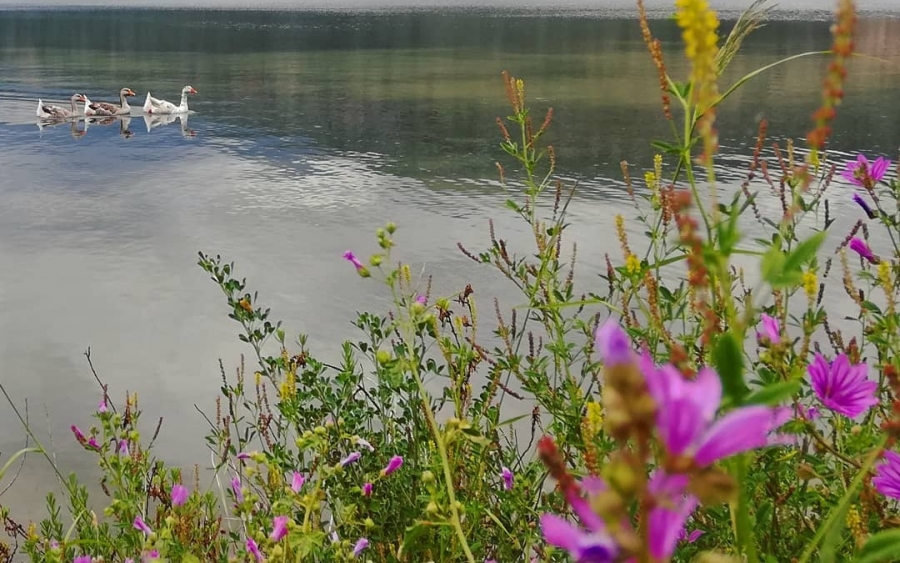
left=584, top=401, right=603, bottom=438
left=878, top=260, right=892, bottom=291
left=644, top=171, right=658, bottom=193
left=279, top=370, right=296, bottom=401
left=626, top=254, right=641, bottom=276
left=615, top=214, right=632, bottom=258
left=654, top=153, right=663, bottom=180
left=802, top=271, right=818, bottom=300
left=675, top=0, right=721, bottom=161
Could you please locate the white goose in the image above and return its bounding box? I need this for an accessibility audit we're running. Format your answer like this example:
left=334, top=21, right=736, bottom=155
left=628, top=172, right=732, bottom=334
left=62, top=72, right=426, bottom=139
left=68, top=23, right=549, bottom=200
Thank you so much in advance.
left=36, top=93, right=85, bottom=119
left=143, top=85, right=197, bottom=115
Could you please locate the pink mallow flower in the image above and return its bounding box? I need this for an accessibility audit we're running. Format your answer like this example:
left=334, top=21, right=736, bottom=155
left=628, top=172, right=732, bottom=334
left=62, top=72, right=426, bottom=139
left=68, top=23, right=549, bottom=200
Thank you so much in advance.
left=873, top=450, right=900, bottom=500
left=540, top=475, right=619, bottom=562
left=291, top=471, right=306, bottom=493
left=382, top=455, right=403, bottom=476
left=842, top=154, right=890, bottom=189
left=808, top=353, right=879, bottom=419
left=343, top=251, right=370, bottom=278
left=171, top=484, right=188, bottom=507
left=756, top=313, right=781, bottom=345
left=501, top=467, right=514, bottom=491
left=352, top=538, right=369, bottom=557
left=133, top=515, right=152, bottom=535
left=246, top=538, right=263, bottom=562
left=849, top=237, right=879, bottom=264
left=270, top=515, right=289, bottom=541
left=596, top=321, right=793, bottom=468
left=340, top=452, right=361, bottom=467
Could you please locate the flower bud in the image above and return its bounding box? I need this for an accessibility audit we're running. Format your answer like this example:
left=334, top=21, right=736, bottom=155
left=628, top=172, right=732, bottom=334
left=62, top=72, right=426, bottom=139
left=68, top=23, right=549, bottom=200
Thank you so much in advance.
left=386, top=222, right=397, bottom=234
left=426, top=501, right=439, bottom=514
left=421, top=471, right=435, bottom=484
left=376, top=350, right=392, bottom=365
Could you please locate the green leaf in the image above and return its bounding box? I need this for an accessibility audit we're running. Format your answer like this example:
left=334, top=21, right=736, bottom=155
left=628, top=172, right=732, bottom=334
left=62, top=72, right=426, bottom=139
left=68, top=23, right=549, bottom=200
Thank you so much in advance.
left=460, top=426, right=491, bottom=446
left=783, top=231, right=826, bottom=275
left=761, top=244, right=787, bottom=287
left=744, top=379, right=801, bottom=406
left=182, top=556, right=201, bottom=563
left=712, top=332, right=749, bottom=402
left=650, top=140, right=681, bottom=155
left=855, top=529, right=900, bottom=563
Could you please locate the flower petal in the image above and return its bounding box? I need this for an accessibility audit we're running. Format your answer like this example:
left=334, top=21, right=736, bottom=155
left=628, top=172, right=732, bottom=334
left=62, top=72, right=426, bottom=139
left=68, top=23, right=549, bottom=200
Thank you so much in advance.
left=693, top=405, right=789, bottom=466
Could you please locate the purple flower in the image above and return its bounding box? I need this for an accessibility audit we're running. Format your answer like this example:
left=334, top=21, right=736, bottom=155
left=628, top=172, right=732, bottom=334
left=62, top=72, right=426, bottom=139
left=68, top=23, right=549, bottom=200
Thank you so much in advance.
left=873, top=450, right=900, bottom=500
left=415, top=294, right=427, bottom=305
left=539, top=476, right=619, bottom=563
left=98, top=398, right=108, bottom=414
left=87, top=437, right=100, bottom=449
left=356, top=437, right=375, bottom=452
left=645, top=471, right=698, bottom=560
left=794, top=404, right=820, bottom=421
left=171, top=484, right=188, bottom=507
left=71, top=425, right=86, bottom=444
left=133, top=515, right=152, bottom=535
left=341, top=452, right=361, bottom=467
left=501, top=467, right=514, bottom=491
left=682, top=529, right=705, bottom=543
left=74, top=556, right=92, bottom=563
left=842, top=154, right=890, bottom=188
left=290, top=471, right=306, bottom=493
left=343, top=251, right=370, bottom=278
left=270, top=515, right=289, bottom=541
left=853, top=193, right=877, bottom=219
left=849, top=237, right=879, bottom=264
left=638, top=337, right=793, bottom=468
left=236, top=451, right=254, bottom=460
left=595, top=320, right=634, bottom=366
left=142, top=551, right=160, bottom=563
left=352, top=538, right=369, bottom=557
left=756, top=313, right=780, bottom=345
left=808, top=353, right=878, bottom=419
left=246, top=538, right=263, bottom=562
left=231, top=476, right=244, bottom=502
left=362, top=482, right=373, bottom=497
left=382, top=455, right=403, bottom=476
left=118, top=440, right=130, bottom=456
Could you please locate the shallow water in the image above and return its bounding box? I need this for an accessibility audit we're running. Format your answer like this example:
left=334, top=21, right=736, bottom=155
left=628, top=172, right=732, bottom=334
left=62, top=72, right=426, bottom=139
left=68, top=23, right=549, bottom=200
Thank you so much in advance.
left=0, top=3, right=899, bottom=526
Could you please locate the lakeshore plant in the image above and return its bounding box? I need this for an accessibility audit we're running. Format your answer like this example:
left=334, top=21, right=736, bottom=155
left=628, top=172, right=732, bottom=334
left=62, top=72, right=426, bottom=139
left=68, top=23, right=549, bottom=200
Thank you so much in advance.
left=4, top=0, right=900, bottom=561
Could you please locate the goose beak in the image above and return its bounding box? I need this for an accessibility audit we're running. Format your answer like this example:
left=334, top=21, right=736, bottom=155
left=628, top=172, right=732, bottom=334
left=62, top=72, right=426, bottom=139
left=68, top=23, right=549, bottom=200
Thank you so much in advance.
left=190, top=87, right=198, bottom=94
left=126, top=89, right=136, bottom=96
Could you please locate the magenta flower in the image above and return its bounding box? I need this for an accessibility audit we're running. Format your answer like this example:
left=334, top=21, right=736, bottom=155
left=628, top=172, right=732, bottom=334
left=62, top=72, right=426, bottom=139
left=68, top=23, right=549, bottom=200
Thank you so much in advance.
left=873, top=450, right=900, bottom=500
left=849, top=237, right=879, bottom=264
left=596, top=321, right=792, bottom=468
left=171, top=484, right=188, bottom=507
left=340, top=452, right=361, bottom=467
left=74, top=556, right=92, bottom=563
left=853, top=193, right=877, bottom=219
left=118, top=440, right=130, bottom=456
left=808, top=353, right=878, bottom=419
left=246, top=538, right=263, bottom=562
left=794, top=404, right=820, bottom=421
left=290, top=471, right=306, bottom=493
left=842, top=154, right=890, bottom=188
left=352, top=538, right=369, bottom=557
left=756, top=313, right=780, bottom=345
left=382, top=455, right=403, bottom=476
left=362, top=482, right=373, bottom=497
left=142, top=551, right=160, bottom=563
left=682, top=529, right=705, bottom=543
left=236, top=451, right=254, bottom=460
left=133, top=515, right=152, bottom=535
left=645, top=471, right=698, bottom=560
left=343, top=251, right=370, bottom=278
left=87, top=437, right=99, bottom=449
left=539, top=476, right=618, bottom=562
left=415, top=294, right=427, bottom=305
left=98, top=398, right=108, bottom=414
left=71, top=425, right=86, bottom=444
left=231, top=476, right=244, bottom=502
left=501, top=467, right=514, bottom=491
left=270, top=515, right=289, bottom=541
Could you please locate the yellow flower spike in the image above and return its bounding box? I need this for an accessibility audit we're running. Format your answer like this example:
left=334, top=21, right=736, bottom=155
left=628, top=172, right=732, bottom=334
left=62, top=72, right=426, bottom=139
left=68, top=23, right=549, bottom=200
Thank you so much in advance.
left=625, top=254, right=641, bottom=276
left=401, top=264, right=412, bottom=284
left=802, top=270, right=818, bottom=300
left=644, top=171, right=657, bottom=193
left=254, top=371, right=262, bottom=387
left=654, top=153, right=663, bottom=178
left=584, top=401, right=603, bottom=438
left=878, top=261, right=892, bottom=290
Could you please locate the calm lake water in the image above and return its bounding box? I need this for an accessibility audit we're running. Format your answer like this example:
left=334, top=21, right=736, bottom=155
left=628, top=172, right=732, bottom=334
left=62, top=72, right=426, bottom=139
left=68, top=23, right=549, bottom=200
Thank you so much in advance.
left=1, top=3, right=899, bottom=523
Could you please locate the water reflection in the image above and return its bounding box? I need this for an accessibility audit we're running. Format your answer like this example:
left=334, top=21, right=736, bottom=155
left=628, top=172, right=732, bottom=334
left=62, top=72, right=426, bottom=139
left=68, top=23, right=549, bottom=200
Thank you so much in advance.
left=143, top=112, right=196, bottom=138
left=33, top=113, right=196, bottom=139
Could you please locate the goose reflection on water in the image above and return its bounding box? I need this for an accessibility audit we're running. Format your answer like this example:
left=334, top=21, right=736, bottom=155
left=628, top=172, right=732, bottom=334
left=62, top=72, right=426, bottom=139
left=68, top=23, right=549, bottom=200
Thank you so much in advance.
left=35, top=112, right=194, bottom=140
left=142, top=112, right=195, bottom=138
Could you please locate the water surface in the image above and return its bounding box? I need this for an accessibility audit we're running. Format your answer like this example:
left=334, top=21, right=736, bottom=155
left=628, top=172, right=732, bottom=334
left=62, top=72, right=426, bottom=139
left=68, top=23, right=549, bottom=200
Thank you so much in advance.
left=1, top=4, right=900, bottom=523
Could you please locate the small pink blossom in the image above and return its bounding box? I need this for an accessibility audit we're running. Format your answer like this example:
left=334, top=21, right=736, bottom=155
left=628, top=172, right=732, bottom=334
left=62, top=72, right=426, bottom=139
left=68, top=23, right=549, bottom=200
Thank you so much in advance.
left=118, top=440, right=130, bottom=456
left=290, top=471, right=306, bottom=493
left=343, top=251, right=370, bottom=277
left=842, top=154, right=890, bottom=189
left=98, top=398, right=107, bottom=413
left=756, top=313, right=780, bottom=345
left=501, top=467, right=514, bottom=491
left=340, top=452, right=361, bottom=467
left=171, top=484, right=188, bottom=507
left=74, top=556, right=92, bottom=563
left=270, top=515, right=289, bottom=541
left=87, top=437, right=99, bottom=449
left=231, top=476, right=244, bottom=502
left=356, top=437, right=375, bottom=451
left=808, top=353, right=879, bottom=419
left=382, top=455, right=403, bottom=476
left=246, top=538, right=263, bottom=562
left=352, top=538, right=369, bottom=557
left=133, top=515, right=152, bottom=535
left=362, top=482, right=373, bottom=497
left=849, top=237, right=879, bottom=264
left=71, top=425, right=86, bottom=444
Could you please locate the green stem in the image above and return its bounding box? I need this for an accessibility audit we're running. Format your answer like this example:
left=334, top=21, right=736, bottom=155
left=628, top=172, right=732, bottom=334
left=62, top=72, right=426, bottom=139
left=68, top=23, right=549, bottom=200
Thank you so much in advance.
left=796, top=436, right=887, bottom=563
